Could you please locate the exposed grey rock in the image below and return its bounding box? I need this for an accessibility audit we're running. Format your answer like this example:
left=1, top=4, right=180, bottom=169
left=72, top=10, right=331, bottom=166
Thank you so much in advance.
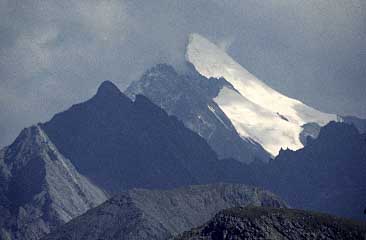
left=125, top=64, right=270, bottom=163
left=0, top=125, right=107, bottom=240
left=176, top=206, right=366, bottom=240
left=43, top=183, right=286, bottom=240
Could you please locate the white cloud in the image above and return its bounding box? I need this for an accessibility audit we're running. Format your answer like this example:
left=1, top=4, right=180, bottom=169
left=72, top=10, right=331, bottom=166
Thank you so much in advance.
left=75, top=0, right=129, bottom=41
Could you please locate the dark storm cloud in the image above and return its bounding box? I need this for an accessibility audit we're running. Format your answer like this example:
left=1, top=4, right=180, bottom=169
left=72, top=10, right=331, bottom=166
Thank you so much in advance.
left=0, top=0, right=365, bottom=147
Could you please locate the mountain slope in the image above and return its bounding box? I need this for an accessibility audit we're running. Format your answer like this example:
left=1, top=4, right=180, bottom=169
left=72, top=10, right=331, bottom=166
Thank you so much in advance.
left=126, top=64, right=270, bottom=163
left=41, top=81, right=231, bottom=192
left=260, top=121, right=366, bottom=220
left=176, top=206, right=366, bottom=240
left=43, top=184, right=287, bottom=240
left=0, top=125, right=107, bottom=240
left=186, top=33, right=338, bottom=155
left=343, top=115, right=366, bottom=134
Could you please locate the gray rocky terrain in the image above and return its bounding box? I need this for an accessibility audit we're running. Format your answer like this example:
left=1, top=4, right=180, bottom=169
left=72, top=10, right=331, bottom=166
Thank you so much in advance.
left=0, top=125, right=107, bottom=240
left=176, top=206, right=366, bottom=240
left=43, top=183, right=286, bottom=240
left=126, top=64, right=270, bottom=163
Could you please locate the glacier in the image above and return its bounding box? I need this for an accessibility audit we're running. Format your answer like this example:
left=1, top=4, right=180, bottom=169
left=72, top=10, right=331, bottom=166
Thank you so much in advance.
left=186, top=33, right=338, bottom=155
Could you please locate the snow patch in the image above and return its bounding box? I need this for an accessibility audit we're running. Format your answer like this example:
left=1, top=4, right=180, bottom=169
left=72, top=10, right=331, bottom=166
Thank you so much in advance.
left=186, top=33, right=338, bottom=155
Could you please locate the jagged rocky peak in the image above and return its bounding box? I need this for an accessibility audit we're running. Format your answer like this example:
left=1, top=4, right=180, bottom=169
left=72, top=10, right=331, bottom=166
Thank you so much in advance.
left=92, top=80, right=133, bottom=106
left=0, top=125, right=107, bottom=240
left=3, top=125, right=61, bottom=174
left=41, top=78, right=225, bottom=192
left=126, top=63, right=183, bottom=102
left=125, top=63, right=271, bottom=163
left=97, top=80, right=177, bottom=111
left=127, top=62, right=227, bottom=100
left=96, top=80, right=123, bottom=96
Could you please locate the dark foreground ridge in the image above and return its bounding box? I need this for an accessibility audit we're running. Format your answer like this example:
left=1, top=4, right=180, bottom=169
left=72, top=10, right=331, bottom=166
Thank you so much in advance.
left=176, top=206, right=366, bottom=240
left=43, top=183, right=286, bottom=240
left=263, top=121, right=366, bottom=220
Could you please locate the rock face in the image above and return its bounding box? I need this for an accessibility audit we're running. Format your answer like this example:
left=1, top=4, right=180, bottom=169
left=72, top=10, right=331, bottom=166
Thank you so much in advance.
left=176, top=206, right=366, bottom=240
left=41, top=81, right=229, bottom=192
left=43, top=184, right=286, bottom=240
left=0, top=125, right=107, bottom=240
left=126, top=64, right=269, bottom=163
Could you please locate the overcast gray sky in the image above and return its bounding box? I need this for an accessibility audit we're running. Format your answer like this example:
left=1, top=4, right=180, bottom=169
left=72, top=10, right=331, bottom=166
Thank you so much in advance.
left=0, top=0, right=365, bottom=147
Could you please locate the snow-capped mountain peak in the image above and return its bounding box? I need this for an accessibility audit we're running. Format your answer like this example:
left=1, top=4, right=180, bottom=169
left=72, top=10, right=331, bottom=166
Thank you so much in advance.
left=186, top=33, right=337, bottom=155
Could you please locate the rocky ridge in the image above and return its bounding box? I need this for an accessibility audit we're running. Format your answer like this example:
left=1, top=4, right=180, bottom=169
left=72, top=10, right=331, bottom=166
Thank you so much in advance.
left=176, top=206, right=366, bottom=240
left=43, top=184, right=286, bottom=240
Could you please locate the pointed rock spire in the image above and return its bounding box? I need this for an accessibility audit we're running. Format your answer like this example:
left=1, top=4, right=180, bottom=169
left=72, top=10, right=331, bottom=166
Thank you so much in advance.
left=96, top=80, right=123, bottom=98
